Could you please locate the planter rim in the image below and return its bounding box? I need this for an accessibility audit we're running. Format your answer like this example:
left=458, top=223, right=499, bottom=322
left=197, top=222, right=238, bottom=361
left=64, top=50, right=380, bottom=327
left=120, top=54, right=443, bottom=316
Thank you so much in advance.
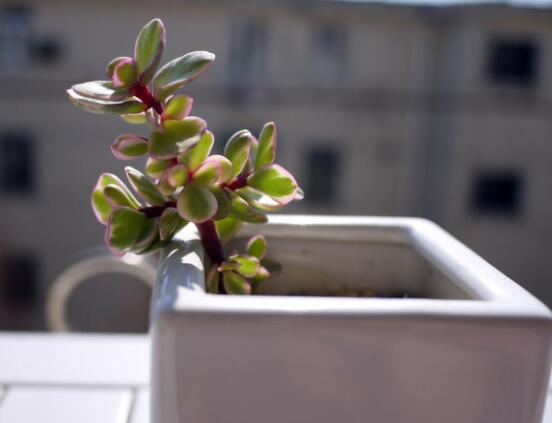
left=152, top=215, right=552, bottom=322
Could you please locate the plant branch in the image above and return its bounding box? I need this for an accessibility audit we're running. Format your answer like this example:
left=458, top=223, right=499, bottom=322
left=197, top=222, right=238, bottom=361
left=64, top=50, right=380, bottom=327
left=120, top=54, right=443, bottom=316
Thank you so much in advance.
left=131, top=84, right=163, bottom=114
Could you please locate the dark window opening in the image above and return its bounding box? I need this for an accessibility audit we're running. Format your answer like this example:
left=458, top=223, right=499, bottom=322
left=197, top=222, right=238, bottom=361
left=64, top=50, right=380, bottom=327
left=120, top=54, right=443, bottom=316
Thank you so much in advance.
left=0, top=132, right=35, bottom=194
left=306, top=146, right=339, bottom=204
left=230, top=20, right=267, bottom=87
left=0, top=5, right=33, bottom=71
left=487, top=38, right=538, bottom=86
left=312, top=24, right=347, bottom=83
left=1, top=253, right=38, bottom=304
left=470, top=171, right=522, bottom=216
left=32, top=37, right=63, bottom=64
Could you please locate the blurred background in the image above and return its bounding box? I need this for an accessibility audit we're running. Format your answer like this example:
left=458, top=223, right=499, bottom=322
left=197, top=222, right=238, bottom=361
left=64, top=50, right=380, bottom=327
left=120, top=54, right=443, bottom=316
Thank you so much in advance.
left=1, top=0, right=552, bottom=331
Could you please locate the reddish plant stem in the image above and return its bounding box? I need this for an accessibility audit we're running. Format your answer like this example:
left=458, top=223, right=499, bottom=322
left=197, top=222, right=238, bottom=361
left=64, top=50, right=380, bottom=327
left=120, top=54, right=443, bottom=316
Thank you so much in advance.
left=197, top=220, right=225, bottom=265
left=132, top=85, right=228, bottom=292
left=224, top=174, right=248, bottom=190
left=131, top=84, right=164, bottom=115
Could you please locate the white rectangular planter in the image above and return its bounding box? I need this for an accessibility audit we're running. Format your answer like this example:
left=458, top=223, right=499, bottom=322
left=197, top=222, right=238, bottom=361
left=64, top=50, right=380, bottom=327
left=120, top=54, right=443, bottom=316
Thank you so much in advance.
left=151, top=216, right=552, bottom=423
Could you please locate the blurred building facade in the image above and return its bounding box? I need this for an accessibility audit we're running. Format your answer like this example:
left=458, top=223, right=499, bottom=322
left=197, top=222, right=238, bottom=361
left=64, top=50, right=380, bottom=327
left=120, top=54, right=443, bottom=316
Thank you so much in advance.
left=1, top=0, right=552, bottom=329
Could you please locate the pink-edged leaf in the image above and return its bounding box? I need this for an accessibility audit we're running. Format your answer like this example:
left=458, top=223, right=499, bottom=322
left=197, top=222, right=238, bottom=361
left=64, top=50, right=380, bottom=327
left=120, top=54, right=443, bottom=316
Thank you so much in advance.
left=111, top=134, right=148, bottom=160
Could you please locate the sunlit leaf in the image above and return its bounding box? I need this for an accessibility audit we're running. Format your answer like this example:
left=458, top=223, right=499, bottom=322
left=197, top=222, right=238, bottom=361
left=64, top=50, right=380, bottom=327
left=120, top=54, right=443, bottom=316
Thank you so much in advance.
left=159, top=207, right=187, bottom=241
left=208, top=154, right=232, bottom=183
left=111, top=134, right=148, bottom=160
left=162, top=95, right=193, bottom=120
left=71, top=80, right=130, bottom=102
left=223, top=271, right=251, bottom=295
left=149, top=117, right=206, bottom=159
left=103, top=184, right=140, bottom=209
left=193, top=160, right=220, bottom=187
left=91, top=173, right=140, bottom=225
left=105, top=207, right=147, bottom=255
left=152, top=51, right=215, bottom=98
left=67, top=89, right=145, bottom=115
left=121, top=112, right=147, bottom=125
left=220, top=254, right=259, bottom=278
left=125, top=166, right=166, bottom=206
left=211, top=185, right=231, bottom=220
left=179, top=130, right=214, bottom=172
left=255, top=122, right=277, bottom=170
left=112, top=58, right=137, bottom=87
left=215, top=216, right=243, bottom=243
left=167, top=164, right=188, bottom=187
left=223, top=130, right=254, bottom=179
left=177, top=183, right=217, bottom=223
left=247, top=164, right=298, bottom=204
left=131, top=217, right=160, bottom=253
left=145, top=157, right=171, bottom=179
left=134, top=18, right=165, bottom=85
left=106, top=56, right=133, bottom=79
left=247, top=235, right=267, bottom=259
left=236, top=187, right=285, bottom=212
left=228, top=190, right=267, bottom=223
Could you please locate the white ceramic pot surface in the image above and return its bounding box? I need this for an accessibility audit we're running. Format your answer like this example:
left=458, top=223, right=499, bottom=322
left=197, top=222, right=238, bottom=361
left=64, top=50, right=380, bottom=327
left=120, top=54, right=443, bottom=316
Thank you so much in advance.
left=150, top=216, right=552, bottom=423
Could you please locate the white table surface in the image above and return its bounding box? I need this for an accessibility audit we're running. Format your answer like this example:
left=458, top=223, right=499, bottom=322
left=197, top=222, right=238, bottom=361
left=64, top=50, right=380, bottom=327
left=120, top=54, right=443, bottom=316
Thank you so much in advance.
left=0, top=333, right=149, bottom=423
left=0, top=332, right=551, bottom=423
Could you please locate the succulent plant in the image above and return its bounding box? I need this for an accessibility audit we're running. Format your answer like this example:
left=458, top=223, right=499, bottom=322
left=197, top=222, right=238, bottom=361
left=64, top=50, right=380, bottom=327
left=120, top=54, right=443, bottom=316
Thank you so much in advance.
left=67, top=18, right=302, bottom=294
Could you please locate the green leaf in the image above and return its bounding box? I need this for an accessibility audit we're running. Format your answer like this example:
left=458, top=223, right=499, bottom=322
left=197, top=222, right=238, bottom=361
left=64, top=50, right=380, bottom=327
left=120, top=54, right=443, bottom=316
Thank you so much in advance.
left=121, top=112, right=147, bottom=125
left=131, top=218, right=160, bottom=254
left=177, top=183, right=217, bottom=223
left=145, top=157, right=171, bottom=179
left=125, top=166, right=166, bottom=206
left=220, top=254, right=260, bottom=278
left=223, top=271, right=251, bottom=295
left=106, top=56, right=133, bottom=79
left=105, top=207, right=147, bottom=255
left=111, top=134, right=148, bottom=160
left=179, top=130, right=214, bottom=171
left=67, top=89, right=145, bottom=115
left=211, top=185, right=231, bottom=220
left=247, top=164, right=298, bottom=204
left=152, top=51, right=215, bottom=98
left=255, top=122, right=277, bottom=170
left=206, top=266, right=220, bottom=294
left=251, top=266, right=270, bottom=285
left=157, top=170, right=176, bottom=196
left=103, top=184, right=140, bottom=209
left=113, top=59, right=137, bottom=87
left=223, top=130, right=254, bottom=179
left=71, top=81, right=130, bottom=102
left=208, top=154, right=233, bottom=183
left=91, top=173, right=139, bottom=225
left=159, top=207, right=187, bottom=241
left=247, top=235, right=267, bottom=259
left=149, top=117, right=206, bottom=159
left=236, top=187, right=285, bottom=212
left=162, top=95, right=193, bottom=120
left=134, top=18, right=166, bottom=85
left=167, top=164, right=189, bottom=187
left=193, top=160, right=220, bottom=187
left=228, top=190, right=267, bottom=223
left=215, top=217, right=243, bottom=243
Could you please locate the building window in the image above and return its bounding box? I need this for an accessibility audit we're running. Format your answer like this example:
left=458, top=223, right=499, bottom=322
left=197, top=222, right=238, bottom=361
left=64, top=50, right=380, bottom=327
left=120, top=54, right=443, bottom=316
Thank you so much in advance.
left=1, top=253, right=38, bottom=305
left=487, top=38, right=538, bottom=86
left=311, top=24, right=347, bottom=83
left=0, top=5, right=33, bottom=71
left=0, top=132, right=35, bottom=194
left=229, top=20, right=268, bottom=87
left=306, top=146, right=340, bottom=204
left=470, top=170, right=522, bottom=217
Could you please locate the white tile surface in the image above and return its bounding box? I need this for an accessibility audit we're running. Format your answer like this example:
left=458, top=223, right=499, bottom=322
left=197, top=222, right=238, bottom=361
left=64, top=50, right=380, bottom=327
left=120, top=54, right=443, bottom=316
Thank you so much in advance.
left=131, top=389, right=150, bottom=423
left=0, top=333, right=149, bottom=386
left=0, top=386, right=133, bottom=423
